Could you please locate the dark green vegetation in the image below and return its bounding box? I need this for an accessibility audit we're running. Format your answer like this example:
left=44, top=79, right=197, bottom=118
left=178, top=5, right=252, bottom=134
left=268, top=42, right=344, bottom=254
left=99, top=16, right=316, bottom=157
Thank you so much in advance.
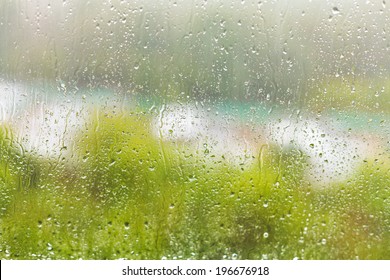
left=1, top=111, right=389, bottom=260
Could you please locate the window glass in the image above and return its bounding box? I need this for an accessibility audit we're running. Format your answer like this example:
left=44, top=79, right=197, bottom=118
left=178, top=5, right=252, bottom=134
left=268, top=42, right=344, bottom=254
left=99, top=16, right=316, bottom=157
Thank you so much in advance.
left=1, top=0, right=390, bottom=259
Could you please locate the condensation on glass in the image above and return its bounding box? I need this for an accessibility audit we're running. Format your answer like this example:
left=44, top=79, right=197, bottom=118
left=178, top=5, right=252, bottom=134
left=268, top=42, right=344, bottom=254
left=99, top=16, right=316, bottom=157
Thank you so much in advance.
left=0, top=0, right=389, bottom=260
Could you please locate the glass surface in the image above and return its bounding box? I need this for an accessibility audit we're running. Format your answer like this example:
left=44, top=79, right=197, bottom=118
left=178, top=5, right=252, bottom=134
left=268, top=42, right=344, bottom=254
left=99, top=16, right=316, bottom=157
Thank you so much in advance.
left=1, top=0, right=390, bottom=259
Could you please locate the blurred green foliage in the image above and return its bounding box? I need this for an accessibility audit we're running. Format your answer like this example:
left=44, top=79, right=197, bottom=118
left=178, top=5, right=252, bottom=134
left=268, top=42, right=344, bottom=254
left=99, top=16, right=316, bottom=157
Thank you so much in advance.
left=308, top=77, right=390, bottom=114
left=1, top=113, right=389, bottom=260
left=0, top=126, right=40, bottom=215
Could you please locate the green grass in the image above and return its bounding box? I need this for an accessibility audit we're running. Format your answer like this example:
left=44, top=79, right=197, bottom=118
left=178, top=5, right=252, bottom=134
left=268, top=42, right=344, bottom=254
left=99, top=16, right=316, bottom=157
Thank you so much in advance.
left=1, top=110, right=390, bottom=260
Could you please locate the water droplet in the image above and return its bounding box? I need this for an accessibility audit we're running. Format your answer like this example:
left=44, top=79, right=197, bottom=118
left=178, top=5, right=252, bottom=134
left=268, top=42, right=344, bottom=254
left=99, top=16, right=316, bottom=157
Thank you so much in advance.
left=188, top=175, right=197, bottom=182
left=332, top=7, right=340, bottom=14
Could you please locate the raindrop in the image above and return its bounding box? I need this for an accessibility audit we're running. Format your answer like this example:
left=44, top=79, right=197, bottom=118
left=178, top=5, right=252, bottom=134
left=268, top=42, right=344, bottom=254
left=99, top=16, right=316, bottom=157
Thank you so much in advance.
left=332, top=7, right=340, bottom=15
left=188, top=175, right=197, bottom=182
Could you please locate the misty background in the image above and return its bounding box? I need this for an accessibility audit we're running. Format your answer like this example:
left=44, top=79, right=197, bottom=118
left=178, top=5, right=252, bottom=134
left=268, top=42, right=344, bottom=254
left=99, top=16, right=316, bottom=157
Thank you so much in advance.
left=1, top=0, right=390, bottom=111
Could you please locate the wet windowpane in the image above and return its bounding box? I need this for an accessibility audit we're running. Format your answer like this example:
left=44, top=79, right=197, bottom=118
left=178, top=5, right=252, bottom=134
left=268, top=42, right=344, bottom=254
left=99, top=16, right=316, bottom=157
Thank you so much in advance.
left=1, top=0, right=390, bottom=260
